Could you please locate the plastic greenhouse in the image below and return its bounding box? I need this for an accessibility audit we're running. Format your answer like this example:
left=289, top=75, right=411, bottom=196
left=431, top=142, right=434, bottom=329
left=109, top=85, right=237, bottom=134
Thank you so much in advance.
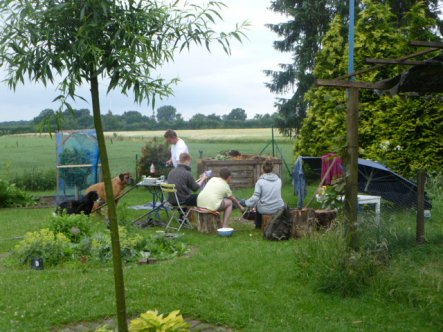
left=56, top=130, right=101, bottom=204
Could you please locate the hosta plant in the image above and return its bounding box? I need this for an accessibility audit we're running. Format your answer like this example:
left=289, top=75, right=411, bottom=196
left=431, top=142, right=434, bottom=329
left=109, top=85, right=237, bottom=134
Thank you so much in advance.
left=129, top=310, right=190, bottom=332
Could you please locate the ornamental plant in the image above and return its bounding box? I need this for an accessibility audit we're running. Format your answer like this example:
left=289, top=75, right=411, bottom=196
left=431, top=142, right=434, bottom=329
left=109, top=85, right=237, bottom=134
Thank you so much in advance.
left=96, top=310, right=190, bottom=332
left=49, top=213, right=91, bottom=243
left=138, top=138, right=170, bottom=179
left=89, top=226, right=145, bottom=263
left=129, top=310, right=190, bottom=332
left=0, top=179, right=35, bottom=208
left=13, top=229, right=71, bottom=266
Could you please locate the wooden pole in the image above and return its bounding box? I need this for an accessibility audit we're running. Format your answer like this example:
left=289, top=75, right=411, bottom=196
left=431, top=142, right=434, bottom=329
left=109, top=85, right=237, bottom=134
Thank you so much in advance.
left=272, top=126, right=275, bottom=157
left=135, top=154, right=138, bottom=181
left=344, top=88, right=359, bottom=250
left=416, top=170, right=426, bottom=244
left=336, top=47, right=439, bottom=80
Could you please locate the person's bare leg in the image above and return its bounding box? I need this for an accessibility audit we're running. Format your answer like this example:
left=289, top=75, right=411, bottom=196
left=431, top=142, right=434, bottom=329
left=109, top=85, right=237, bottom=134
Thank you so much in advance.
left=222, top=199, right=233, bottom=228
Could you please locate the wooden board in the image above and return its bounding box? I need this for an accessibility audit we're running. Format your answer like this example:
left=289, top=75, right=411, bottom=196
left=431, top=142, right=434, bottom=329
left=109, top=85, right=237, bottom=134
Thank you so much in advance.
left=198, top=157, right=282, bottom=189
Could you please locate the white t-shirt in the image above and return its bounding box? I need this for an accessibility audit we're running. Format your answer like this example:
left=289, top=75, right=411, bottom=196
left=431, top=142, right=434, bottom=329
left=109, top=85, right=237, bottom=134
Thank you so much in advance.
left=170, top=138, right=189, bottom=168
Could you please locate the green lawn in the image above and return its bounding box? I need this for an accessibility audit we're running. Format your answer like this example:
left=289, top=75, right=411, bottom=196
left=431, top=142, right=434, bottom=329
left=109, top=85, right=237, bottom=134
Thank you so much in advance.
left=0, top=132, right=442, bottom=331
left=1, top=184, right=442, bottom=331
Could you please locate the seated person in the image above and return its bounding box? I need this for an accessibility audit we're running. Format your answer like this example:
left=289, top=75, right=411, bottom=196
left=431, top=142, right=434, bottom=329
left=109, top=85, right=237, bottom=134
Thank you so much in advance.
left=197, top=167, right=244, bottom=228
left=167, top=152, right=207, bottom=206
left=244, top=159, right=285, bottom=229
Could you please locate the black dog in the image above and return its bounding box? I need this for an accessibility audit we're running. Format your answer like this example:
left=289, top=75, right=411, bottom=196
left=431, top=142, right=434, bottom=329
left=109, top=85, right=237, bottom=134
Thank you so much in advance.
left=56, top=191, right=99, bottom=216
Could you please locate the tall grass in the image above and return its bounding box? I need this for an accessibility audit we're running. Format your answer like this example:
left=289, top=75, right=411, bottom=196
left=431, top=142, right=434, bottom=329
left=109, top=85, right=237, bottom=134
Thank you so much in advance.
left=292, top=174, right=443, bottom=326
left=294, top=219, right=387, bottom=297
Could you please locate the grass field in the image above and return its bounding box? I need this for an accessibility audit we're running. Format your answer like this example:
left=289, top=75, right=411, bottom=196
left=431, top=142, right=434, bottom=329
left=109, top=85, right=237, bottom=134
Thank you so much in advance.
left=18, top=128, right=290, bottom=141
left=0, top=130, right=442, bottom=331
left=0, top=129, right=294, bottom=183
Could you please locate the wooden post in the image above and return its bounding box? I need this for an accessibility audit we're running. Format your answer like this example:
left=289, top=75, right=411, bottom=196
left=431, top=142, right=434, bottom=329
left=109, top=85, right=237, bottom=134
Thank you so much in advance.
left=416, top=170, right=426, bottom=244
left=344, top=87, right=359, bottom=250
left=135, top=154, right=138, bottom=181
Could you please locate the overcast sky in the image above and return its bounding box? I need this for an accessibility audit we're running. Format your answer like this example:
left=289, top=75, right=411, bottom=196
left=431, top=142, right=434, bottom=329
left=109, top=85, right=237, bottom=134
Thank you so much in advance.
left=0, top=0, right=292, bottom=122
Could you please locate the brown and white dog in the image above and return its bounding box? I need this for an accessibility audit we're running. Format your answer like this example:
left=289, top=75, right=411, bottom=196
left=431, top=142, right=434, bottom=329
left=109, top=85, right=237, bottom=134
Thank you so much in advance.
left=85, top=172, right=134, bottom=211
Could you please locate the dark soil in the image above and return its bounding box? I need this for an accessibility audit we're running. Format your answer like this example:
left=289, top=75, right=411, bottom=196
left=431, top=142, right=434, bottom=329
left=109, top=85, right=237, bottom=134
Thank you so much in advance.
left=27, top=195, right=55, bottom=209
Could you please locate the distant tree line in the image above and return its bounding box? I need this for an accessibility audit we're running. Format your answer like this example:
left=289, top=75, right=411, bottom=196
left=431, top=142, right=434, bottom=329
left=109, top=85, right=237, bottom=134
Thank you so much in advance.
left=0, top=106, right=279, bottom=135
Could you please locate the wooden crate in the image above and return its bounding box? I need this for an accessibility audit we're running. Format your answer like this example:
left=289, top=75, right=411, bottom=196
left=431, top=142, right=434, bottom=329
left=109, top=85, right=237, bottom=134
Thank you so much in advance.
left=197, top=157, right=282, bottom=189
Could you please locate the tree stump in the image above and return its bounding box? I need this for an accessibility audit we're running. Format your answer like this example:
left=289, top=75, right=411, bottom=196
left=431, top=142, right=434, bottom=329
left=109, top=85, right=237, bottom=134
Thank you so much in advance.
left=314, top=209, right=336, bottom=229
left=261, top=214, right=274, bottom=233
left=289, top=208, right=316, bottom=238
left=186, top=208, right=196, bottom=224
left=197, top=211, right=222, bottom=234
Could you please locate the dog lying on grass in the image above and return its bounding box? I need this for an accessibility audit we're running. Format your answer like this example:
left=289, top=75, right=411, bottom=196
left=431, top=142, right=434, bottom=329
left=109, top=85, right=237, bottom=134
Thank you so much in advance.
left=85, top=172, right=134, bottom=211
left=56, top=191, right=99, bottom=215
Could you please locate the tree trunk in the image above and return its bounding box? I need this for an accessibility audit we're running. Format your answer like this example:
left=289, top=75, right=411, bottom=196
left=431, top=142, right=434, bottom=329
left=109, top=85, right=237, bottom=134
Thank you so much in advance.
left=197, top=212, right=222, bottom=233
left=90, top=76, right=128, bottom=332
left=344, top=87, right=359, bottom=250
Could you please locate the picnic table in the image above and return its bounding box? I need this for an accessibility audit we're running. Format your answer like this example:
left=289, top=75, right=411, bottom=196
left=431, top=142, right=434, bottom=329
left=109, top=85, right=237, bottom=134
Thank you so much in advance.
left=131, top=178, right=170, bottom=226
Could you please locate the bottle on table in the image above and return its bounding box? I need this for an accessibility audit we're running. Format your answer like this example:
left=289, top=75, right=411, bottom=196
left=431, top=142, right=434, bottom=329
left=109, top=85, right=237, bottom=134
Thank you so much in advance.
left=149, top=163, right=156, bottom=177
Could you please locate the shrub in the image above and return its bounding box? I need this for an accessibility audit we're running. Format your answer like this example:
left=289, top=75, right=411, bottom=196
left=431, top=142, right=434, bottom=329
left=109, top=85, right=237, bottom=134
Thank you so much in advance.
left=88, top=226, right=188, bottom=263
left=11, top=169, right=56, bottom=191
left=129, top=310, right=190, bottom=332
left=143, top=235, right=189, bottom=260
left=89, top=226, right=145, bottom=262
left=0, top=179, right=35, bottom=208
left=138, top=138, right=170, bottom=179
left=13, top=229, right=71, bottom=266
left=49, top=213, right=91, bottom=243
left=96, top=310, right=190, bottom=332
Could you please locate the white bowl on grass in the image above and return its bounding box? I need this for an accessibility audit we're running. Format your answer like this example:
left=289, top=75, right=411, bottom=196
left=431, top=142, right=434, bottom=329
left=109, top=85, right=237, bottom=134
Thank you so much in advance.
left=217, top=227, right=234, bottom=237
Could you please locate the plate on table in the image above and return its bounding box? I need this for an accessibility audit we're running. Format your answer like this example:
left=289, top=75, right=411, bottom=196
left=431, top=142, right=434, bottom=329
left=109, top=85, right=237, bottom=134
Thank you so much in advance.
left=141, top=178, right=158, bottom=185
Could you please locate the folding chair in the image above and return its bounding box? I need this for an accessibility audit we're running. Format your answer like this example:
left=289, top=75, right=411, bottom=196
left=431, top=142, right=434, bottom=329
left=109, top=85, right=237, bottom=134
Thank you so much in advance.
left=160, top=183, right=194, bottom=232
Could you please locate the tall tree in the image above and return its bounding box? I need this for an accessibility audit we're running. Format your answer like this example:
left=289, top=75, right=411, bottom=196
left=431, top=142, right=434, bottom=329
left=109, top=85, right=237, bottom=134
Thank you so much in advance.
left=266, top=0, right=441, bottom=137
left=157, top=105, right=179, bottom=123
left=265, top=0, right=348, bottom=137
left=224, top=108, right=247, bottom=121
left=0, top=1, right=246, bottom=330
left=294, top=0, right=442, bottom=178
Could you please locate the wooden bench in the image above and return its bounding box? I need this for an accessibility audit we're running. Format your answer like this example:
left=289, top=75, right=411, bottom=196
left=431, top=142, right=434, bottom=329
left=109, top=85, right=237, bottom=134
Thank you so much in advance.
left=195, top=208, right=222, bottom=234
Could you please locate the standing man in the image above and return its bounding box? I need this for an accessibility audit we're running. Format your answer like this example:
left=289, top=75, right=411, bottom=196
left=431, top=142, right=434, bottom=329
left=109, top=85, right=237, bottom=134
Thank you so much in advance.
left=164, top=129, right=189, bottom=168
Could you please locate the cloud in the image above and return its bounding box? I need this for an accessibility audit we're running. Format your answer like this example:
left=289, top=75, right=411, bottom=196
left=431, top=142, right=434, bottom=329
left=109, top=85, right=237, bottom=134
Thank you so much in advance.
left=0, top=0, right=293, bottom=122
